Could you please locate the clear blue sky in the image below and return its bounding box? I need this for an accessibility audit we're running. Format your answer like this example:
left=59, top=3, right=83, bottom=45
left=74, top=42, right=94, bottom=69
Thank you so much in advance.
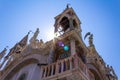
left=0, top=0, right=120, bottom=79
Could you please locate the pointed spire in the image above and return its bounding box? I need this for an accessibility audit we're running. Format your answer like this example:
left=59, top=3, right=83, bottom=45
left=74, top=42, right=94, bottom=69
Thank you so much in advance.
left=6, top=32, right=29, bottom=57
left=30, top=28, right=40, bottom=44
left=0, top=48, right=7, bottom=59
left=6, top=47, right=14, bottom=58
left=18, top=33, right=29, bottom=47
left=30, top=28, right=39, bottom=41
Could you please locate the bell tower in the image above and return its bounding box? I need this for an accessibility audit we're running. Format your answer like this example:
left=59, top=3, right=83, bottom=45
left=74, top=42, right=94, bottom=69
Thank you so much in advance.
left=50, top=5, right=87, bottom=64
left=0, top=5, right=118, bottom=80
left=54, top=5, right=81, bottom=36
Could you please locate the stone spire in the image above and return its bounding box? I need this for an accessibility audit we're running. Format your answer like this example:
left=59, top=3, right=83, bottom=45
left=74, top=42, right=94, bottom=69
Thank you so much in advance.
left=29, top=28, right=40, bottom=48
left=6, top=33, right=29, bottom=57
left=0, top=48, right=7, bottom=60
left=30, top=28, right=39, bottom=43
left=18, top=32, right=29, bottom=47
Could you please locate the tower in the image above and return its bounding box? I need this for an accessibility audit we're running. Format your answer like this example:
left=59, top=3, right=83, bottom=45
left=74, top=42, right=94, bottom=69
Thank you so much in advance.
left=0, top=5, right=118, bottom=80
left=45, top=5, right=95, bottom=80
left=52, top=5, right=85, bottom=60
left=43, top=5, right=118, bottom=80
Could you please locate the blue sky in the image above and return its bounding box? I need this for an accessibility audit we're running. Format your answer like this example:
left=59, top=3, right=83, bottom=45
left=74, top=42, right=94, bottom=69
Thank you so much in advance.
left=0, top=0, right=120, bottom=79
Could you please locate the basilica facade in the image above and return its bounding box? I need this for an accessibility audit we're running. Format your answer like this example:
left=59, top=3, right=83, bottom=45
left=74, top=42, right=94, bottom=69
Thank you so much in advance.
left=0, top=6, right=118, bottom=80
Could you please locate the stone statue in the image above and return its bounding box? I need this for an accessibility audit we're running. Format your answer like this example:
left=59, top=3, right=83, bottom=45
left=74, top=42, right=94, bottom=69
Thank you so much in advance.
left=110, top=66, right=118, bottom=79
left=106, top=65, right=118, bottom=80
left=66, top=4, right=70, bottom=9
left=30, top=28, right=39, bottom=43
left=84, top=32, right=94, bottom=47
left=89, top=34, right=93, bottom=46
left=40, top=39, right=44, bottom=45
left=30, top=28, right=40, bottom=48
left=106, top=65, right=111, bottom=79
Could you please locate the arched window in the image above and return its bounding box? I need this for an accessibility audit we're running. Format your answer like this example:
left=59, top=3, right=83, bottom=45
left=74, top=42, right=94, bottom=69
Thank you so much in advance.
left=60, top=17, right=70, bottom=32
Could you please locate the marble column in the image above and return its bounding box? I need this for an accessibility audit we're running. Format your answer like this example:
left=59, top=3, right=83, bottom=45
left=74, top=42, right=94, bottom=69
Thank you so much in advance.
left=70, top=57, right=73, bottom=70
left=44, top=67, right=47, bottom=77
left=70, top=38, right=76, bottom=55
left=51, top=64, right=54, bottom=75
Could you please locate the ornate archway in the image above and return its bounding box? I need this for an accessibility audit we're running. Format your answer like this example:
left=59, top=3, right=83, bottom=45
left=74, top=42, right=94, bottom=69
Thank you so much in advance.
left=2, top=54, right=47, bottom=80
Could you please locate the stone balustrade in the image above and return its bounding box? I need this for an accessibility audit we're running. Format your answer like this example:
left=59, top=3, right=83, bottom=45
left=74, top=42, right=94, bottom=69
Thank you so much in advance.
left=41, top=54, right=95, bottom=79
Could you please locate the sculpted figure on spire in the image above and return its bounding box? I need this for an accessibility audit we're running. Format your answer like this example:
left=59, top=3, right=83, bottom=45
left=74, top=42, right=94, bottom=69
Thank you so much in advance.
left=84, top=32, right=94, bottom=47
left=30, top=28, right=39, bottom=42
left=30, top=28, right=40, bottom=48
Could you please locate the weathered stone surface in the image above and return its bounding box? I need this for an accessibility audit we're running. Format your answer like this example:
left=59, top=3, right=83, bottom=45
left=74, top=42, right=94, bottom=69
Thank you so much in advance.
left=0, top=5, right=117, bottom=80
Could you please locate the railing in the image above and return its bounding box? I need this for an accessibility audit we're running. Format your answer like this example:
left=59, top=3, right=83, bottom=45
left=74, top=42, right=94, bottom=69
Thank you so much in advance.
left=41, top=54, right=95, bottom=79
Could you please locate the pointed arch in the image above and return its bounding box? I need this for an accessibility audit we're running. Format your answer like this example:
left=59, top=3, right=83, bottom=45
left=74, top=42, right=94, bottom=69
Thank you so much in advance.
left=87, top=64, right=103, bottom=80
left=2, top=54, right=47, bottom=80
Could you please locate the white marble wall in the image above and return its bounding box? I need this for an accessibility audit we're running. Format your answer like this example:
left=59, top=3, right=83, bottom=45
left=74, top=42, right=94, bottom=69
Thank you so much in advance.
left=11, top=63, right=41, bottom=80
